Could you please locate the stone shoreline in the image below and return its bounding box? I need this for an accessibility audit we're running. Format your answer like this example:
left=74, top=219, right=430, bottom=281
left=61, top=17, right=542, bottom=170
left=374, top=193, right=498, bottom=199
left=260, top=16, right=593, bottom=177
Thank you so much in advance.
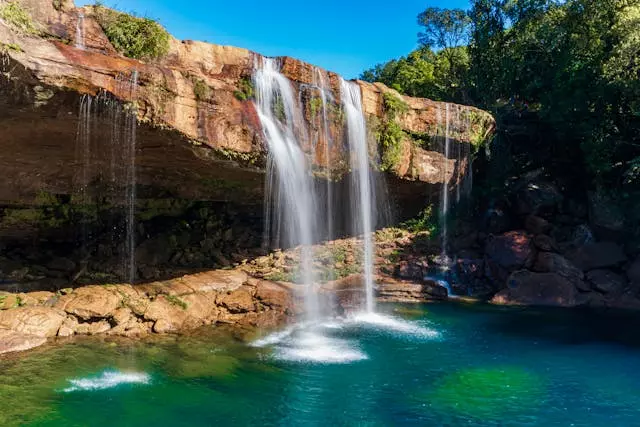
left=0, top=269, right=296, bottom=355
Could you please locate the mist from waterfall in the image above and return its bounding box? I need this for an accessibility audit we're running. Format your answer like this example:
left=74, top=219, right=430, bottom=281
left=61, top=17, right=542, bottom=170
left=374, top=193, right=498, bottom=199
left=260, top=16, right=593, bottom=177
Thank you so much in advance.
left=340, top=79, right=376, bottom=313
left=255, top=58, right=320, bottom=322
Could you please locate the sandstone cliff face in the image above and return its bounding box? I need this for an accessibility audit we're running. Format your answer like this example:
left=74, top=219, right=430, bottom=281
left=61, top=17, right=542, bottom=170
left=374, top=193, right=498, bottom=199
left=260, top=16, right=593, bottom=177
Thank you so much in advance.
left=0, top=0, right=494, bottom=209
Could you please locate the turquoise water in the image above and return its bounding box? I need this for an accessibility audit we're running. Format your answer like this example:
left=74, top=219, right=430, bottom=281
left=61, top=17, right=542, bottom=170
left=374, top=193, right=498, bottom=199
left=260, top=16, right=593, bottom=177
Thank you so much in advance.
left=3, top=303, right=640, bottom=426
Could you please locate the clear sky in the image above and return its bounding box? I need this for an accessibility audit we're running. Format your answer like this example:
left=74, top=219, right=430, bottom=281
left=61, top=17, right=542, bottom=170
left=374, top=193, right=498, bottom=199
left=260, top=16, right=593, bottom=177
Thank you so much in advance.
left=77, top=0, right=470, bottom=79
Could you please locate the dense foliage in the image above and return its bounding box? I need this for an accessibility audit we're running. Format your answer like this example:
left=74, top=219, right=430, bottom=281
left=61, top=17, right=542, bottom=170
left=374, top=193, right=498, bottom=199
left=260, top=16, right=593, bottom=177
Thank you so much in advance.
left=361, top=0, right=640, bottom=188
left=94, top=6, right=170, bottom=60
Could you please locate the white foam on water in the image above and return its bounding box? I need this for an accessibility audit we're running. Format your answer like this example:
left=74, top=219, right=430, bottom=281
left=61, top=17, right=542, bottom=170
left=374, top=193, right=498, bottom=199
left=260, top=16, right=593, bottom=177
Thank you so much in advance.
left=62, top=370, right=150, bottom=393
left=251, top=326, right=298, bottom=348
left=251, top=323, right=367, bottom=364
left=347, top=312, right=441, bottom=339
left=274, top=330, right=368, bottom=364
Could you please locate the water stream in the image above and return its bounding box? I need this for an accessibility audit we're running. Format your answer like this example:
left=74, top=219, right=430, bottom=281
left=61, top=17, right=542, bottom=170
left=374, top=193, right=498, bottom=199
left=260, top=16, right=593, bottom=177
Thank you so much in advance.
left=254, top=58, right=320, bottom=322
left=341, top=78, right=376, bottom=313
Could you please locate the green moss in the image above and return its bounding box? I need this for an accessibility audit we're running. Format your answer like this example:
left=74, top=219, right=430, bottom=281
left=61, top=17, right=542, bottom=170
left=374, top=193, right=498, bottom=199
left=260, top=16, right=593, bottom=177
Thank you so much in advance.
left=52, top=0, right=63, bottom=11
left=94, top=6, right=170, bottom=60
left=400, top=205, right=438, bottom=235
left=0, top=1, right=39, bottom=35
left=264, top=271, right=295, bottom=283
left=165, top=295, right=188, bottom=310
left=377, top=92, right=409, bottom=172
left=213, top=147, right=263, bottom=167
left=0, top=42, right=23, bottom=53
left=233, top=77, right=254, bottom=101
left=193, top=79, right=211, bottom=101
left=309, top=97, right=323, bottom=119
left=201, top=178, right=244, bottom=192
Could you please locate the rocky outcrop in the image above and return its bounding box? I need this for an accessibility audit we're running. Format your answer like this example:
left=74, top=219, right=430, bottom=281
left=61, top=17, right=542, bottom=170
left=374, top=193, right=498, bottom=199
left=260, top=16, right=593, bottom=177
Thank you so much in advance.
left=0, top=0, right=494, bottom=210
left=484, top=231, right=536, bottom=285
left=566, top=242, right=628, bottom=272
left=0, top=268, right=295, bottom=354
left=492, top=270, right=580, bottom=307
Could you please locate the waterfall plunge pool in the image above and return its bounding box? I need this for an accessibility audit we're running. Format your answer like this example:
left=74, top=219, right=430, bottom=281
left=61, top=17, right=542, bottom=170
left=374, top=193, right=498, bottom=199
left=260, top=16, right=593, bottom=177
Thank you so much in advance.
left=3, top=303, right=640, bottom=426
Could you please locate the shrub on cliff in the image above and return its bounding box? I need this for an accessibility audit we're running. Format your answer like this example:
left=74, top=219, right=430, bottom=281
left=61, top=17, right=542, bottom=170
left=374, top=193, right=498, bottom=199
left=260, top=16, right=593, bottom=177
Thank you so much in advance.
left=0, top=1, right=39, bottom=34
left=94, top=6, right=169, bottom=60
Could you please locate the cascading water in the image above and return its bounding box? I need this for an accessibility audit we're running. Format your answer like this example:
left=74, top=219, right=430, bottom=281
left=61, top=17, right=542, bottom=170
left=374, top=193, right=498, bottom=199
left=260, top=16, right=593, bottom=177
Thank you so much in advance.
left=75, top=13, right=85, bottom=50
left=340, top=79, right=376, bottom=313
left=253, top=64, right=437, bottom=362
left=314, top=68, right=334, bottom=243
left=123, top=71, right=138, bottom=285
left=254, top=58, right=320, bottom=322
left=74, top=94, right=93, bottom=254
left=440, top=103, right=451, bottom=264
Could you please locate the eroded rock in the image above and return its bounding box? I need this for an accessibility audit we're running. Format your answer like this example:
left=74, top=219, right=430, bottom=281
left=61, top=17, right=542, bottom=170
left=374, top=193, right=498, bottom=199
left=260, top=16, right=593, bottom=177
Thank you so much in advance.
left=0, top=306, right=65, bottom=337
left=56, top=286, right=121, bottom=320
left=0, top=328, right=47, bottom=354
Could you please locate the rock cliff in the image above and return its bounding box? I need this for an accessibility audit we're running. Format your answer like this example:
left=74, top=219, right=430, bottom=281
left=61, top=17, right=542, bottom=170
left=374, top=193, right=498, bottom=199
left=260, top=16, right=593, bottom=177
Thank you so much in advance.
left=0, top=0, right=494, bottom=209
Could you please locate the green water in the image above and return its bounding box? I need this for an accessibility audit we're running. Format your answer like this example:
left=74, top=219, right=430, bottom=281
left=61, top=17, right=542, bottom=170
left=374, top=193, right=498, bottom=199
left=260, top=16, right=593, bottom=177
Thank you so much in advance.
left=2, top=303, right=640, bottom=426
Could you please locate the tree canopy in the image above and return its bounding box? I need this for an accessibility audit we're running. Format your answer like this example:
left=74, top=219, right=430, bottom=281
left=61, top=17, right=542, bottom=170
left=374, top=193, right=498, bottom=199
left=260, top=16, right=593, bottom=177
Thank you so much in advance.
left=360, top=0, right=640, bottom=188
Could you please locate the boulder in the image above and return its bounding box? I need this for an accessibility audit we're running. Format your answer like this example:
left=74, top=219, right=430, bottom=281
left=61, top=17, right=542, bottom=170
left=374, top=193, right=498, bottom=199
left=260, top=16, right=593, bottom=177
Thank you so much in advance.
left=376, top=279, right=448, bottom=302
left=525, top=215, right=551, bottom=235
left=0, top=328, right=47, bottom=354
left=0, top=306, right=65, bottom=337
left=394, top=259, right=428, bottom=281
left=491, top=271, right=580, bottom=307
left=183, top=270, right=248, bottom=293
left=586, top=270, right=627, bottom=295
left=533, top=235, right=559, bottom=252
left=485, top=231, right=536, bottom=285
left=588, top=190, right=625, bottom=240
left=254, top=281, right=293, bottom=310
left=454, top=257, right=485, bottom=287
left=627, top=256, right=640, bottom=285
left=56, top=286, right=121, bottom=320
left=566, top=242, right=628, bottom=271
left=514, top=180, right=563, bottom=215
left=216, top=287, right=256, bottom=313
left=19, top=291, right=56, bottom=306
left=532, top=252, right=587, bottom=291
left=75, top=320, right=111, bottom=335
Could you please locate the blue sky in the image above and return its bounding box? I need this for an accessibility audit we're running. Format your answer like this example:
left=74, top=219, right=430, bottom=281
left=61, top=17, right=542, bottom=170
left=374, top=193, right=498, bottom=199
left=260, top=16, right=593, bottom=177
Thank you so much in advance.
left=77, top=0, right=470, bottom=78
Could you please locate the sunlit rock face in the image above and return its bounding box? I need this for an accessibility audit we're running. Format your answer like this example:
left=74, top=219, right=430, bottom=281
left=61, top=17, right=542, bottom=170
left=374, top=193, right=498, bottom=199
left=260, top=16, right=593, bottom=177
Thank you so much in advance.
left=0, top=0, right=494, bottom=211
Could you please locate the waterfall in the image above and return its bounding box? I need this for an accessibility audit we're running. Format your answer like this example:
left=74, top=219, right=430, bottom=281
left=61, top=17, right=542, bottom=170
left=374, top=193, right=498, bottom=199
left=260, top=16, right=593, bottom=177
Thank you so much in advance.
left=75, top=13, right=85, bottom=50
left=124, top=71, right=138, bottom=285
left=314, top=68, right=334, bottom=243
left=74, top=94, right=93, bottom=255
left=440, top=103, right=451, bottom=263
left=340, top=79, right=376, bottom=313
left=255, top=58, right=320, bottom=322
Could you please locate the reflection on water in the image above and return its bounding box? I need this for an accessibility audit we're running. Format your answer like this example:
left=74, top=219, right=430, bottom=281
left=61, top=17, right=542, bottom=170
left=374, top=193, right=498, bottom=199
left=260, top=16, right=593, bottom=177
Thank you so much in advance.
left=2, top=303, right=640, bottom=426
